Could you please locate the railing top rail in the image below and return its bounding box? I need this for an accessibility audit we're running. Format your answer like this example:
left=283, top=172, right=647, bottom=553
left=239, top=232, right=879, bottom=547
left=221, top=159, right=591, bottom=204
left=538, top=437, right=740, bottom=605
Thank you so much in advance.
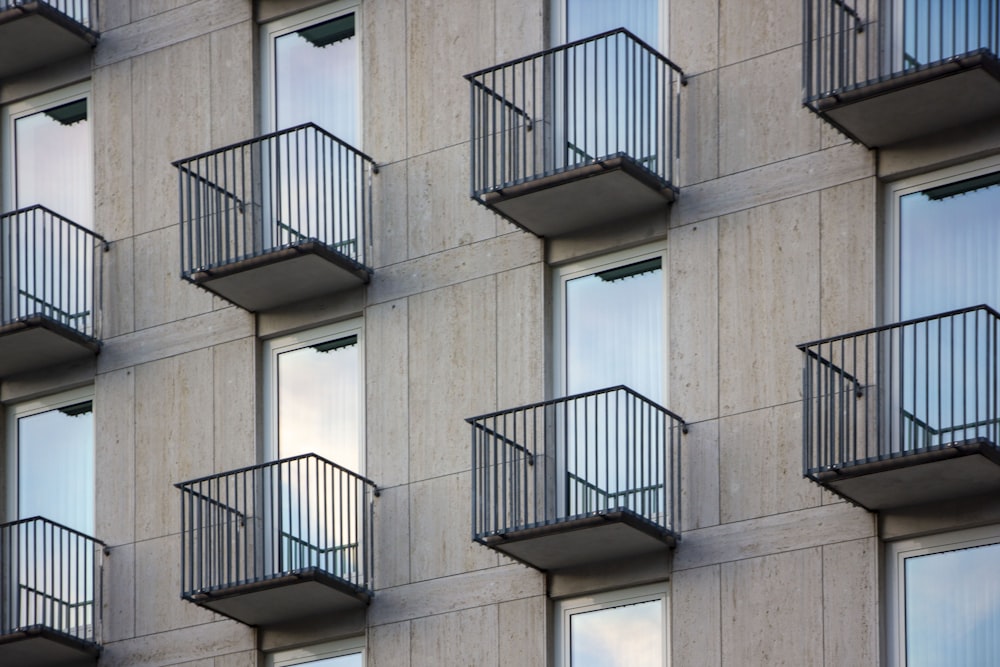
left=467, top=384, right=687, bottom=429
left=175, top=451, right=377, bottom=490
left=0, top=0, right=99, bottom=33
left=0, top=203, right=106, bottom=242
left=797, top=304, right=1000, bottom=350
left=464, top=27, right=684, bottom=81
left=0, top=515, right=106, bottom=545
left=171, top=121, right=376, bottom=168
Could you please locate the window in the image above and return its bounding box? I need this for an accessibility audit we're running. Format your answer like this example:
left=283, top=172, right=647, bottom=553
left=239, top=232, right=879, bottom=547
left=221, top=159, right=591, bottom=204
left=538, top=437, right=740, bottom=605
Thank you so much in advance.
left=262, top=1, right=360, bottom=143
left=1, top=83, right=92, bottom=227
left=886, top=526, right=1000, bottom=666
left=269, top=638, right=364, bottom=667
left=5, top=388, right=95, bottom=533
left=554, top=584, right=668, bottom=667
left=555, top=246, right=667, bottom=401
left=893, top=0, right=997, bottom=71
left=552, top=0, right=666, bottom=47
left=264, top=320, right=363, bottom=470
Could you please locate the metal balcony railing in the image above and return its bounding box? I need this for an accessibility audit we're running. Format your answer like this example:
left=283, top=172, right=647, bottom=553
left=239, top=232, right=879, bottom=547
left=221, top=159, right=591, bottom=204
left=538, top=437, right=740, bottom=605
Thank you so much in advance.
left=804, top=0, right=999, bottom=103
left=469, top=386, right=686, bottom=543
left=0, top=0, right=95, bottom=29
left=0, top=206, right=104, bottom=340
left=177, top=454, right=377, bottom=600
left=0, top=517, right=104, bottom=646
left=174, top=123, right=375, bottom=282
left=800, top=305, right=1000, bottom=477
left=466, top=28, right=684, bottom=204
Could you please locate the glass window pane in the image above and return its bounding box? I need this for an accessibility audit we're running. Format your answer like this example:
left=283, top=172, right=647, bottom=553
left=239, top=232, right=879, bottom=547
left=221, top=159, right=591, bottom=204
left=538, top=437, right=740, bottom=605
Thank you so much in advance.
left=275, top=13, right=358, bottom=144
left=17, top=402, right=94, bottom=534
left=902, top=0, right=997, bottom=68
left=899, top=176, right=1000, bottom=320
left=276, top=335, right=360, bottom=471
left=570, top=599, right=663, bottom=666
left=566, top=258, right=664, bottom=402
left=13, top=99, right=92, bottom=227
left=905, top=542, right=1000, bottom=666
left=566, top=0, right=658, bottom=44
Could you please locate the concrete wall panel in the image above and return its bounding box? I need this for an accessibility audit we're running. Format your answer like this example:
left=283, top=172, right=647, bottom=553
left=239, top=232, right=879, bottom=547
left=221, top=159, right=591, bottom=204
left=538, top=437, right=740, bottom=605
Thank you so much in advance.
left=718, top=194, right=820, bottom=415
left=134, top=534, right=218, bottom=635
left=671, top=0, right=718, bottom=75
left=133, top=226, right=215, bottom=330
left=672, top=565, right=721, bottom=667
left=369, top=621, right=411, bottom=667
left=363, top=0, right=408, bottom=165
left=367, top=298, right=410, bottom=488
left=718, top=49, right=820, bottom=175
left=103, top=542, right=136, bottom=643
left=213, top=336, right=257, bottom=473
left=680, top=419, right=720, bottom=531
left=719, top=404, right=822, bottom=523
left=410, top=605, right=499, bottom=667
left=721, top=548, right=823, bottom=666
left=499, top=596, right=547, bottom=667
left=496, top=264, right=545, bottom=410
left=95, top=367, right=136, bottom=546
left=374, top=484, right=411, bottom=589
left=93, top=59, right=134, bottom=243
left=720, top=0, right=801, bottom=65
left=134, top=349, right=215, bottom=541
left=823, top=537, right=878, bottom=665
left=679, top=70, right=720, bottom=187
left=408, top=277, right=496, bottom=481
left=820, top=178, right=877, bottom=337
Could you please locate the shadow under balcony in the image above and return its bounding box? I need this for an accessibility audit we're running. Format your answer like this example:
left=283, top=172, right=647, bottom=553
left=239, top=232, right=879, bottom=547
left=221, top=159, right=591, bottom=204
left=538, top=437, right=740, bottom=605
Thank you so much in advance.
left=468, top=386, right=686, bottom=572
left=0, top=206, right=104, bottom=378
left=0, top=517, right=105, bottom=667
left=0, top=1, right=98, bottom=79
left=174, top=123, right=376, bottom=312
left=800, top=305, right=1000, bottom=511
left=804, top=0, right=1000, bottom=147
left=176, top=454, right=378, bottom=627
left=466, top=29, right=684, bottom=238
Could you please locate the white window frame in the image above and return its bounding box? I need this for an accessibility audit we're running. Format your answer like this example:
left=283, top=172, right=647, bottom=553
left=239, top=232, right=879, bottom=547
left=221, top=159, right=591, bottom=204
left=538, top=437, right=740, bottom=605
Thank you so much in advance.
left=0, top=82, right=92, bottom=220
left=262, top=319, right=365, bottom=468
left=554, top=583, right=669, bottom=667
left=883, top=155, right=1000, bottom=324
left=260, top=0, right=362, bottom=137
left=553, top=243, right=669, bottom=402
left=4, top=386, right=95, bottom=525
left=269, top=637, right=366, bottom=667
left=550, top=0, right=668, bottom=51
left=885, top=524, right=1000, bottom=667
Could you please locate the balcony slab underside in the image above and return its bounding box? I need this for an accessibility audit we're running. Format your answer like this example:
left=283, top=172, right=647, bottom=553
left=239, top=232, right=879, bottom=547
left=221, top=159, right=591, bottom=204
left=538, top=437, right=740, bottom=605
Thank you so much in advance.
left=0, top=4, right=96, bottom=79
left=812, top=52, right=1000, bottom=147
left=480, top=156, right=676, bottom=238
left=184, top=567, right=370, bottom=627
left=810, top=438, right=1000, bottom=510
left=188, top=242, right=370, bottom=312
left=479, top=511, right=676, bottom=571
left=0, top=316, right=99, bottom=377
left=0, top=626, right=100, bottom=667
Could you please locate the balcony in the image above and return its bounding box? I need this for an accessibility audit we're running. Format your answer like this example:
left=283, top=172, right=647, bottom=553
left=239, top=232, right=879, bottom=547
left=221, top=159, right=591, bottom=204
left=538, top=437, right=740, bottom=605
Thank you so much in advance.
left=0, top=206, right=104, bottom=378
left=468, top=386, right=686, bottom=571
left=804, top=0, right=1000, bottom=147
left=0, top=1, right=98, bottom=79
left=174, top=123, right=376, bottom=312
left=466, top=29, right=683, bottom=237
left=800, top=305, right=1000, bottom=510
left=176, top=454, right=377, bottom=627
left=0, top=517, right=104, bottom=666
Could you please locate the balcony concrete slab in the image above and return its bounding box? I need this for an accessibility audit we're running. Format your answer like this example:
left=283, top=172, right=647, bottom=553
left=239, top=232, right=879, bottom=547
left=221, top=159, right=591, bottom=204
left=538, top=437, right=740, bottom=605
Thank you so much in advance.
left=813, top=52, right=1000, bottom=147
left=812, top=439, right=1000, bottom=510
left=0, top=627, right=100, bottom=667
left=481, top=157, right=675, bottom=238
left=186, top=569, right=370, bottom=627
left=0, top=317, right=100, bottom=377
left=188, top=243, right=371, bottom=312
left=480, top=512, right=676, bottom=572
left=0, top=4, right=96, bottom=79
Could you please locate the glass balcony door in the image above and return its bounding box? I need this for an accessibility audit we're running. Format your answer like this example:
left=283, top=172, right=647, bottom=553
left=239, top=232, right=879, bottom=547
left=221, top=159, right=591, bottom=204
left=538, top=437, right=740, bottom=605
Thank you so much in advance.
left=556, top=250, right=666, bottom=518
left=891, top=0, right=998, bottom=71
left=891, top=165, right=1000, bottom=451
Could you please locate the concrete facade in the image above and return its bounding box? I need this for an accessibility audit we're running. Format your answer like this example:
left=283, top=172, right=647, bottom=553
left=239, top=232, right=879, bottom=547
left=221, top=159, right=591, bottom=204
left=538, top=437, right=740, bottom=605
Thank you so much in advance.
left=1, top=0, right=999, bottom=665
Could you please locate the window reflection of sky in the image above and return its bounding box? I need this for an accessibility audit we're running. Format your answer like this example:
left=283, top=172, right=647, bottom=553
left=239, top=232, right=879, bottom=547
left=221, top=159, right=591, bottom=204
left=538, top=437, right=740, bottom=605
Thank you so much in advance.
left=275, top=23, right=358, bottom=145
left=900, top=180, right=1000, bottom=320
left=17, top=404, right=94, bottom=534
left=566, top=0, right=657, bottom=44
left=902, top=0, right=997, bottom=66
left=905, top=542, right=1000, bottom=666
left=566, top=265, right=664, bottom=403
left=14, top=103, right=91, bottom=227
left=570, top=599, right=663, bottom=666
left=286, top=654, right=361, bottom=667
left=277, top=338, right=360, bottom=472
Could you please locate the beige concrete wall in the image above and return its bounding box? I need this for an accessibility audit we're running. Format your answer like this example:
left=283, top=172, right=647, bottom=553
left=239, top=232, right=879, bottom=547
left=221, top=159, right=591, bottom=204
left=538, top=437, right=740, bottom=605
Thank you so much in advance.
left=1, top=0, right=998, bottom=664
